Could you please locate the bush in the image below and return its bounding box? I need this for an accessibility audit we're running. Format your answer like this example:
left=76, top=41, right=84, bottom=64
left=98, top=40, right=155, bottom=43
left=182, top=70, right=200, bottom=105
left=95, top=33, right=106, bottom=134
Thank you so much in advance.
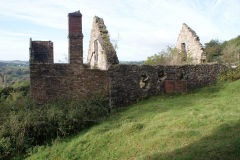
left=0, top=87, right=14, bottom=101
left=221, top=43, right=240, bottom=66
left=0, top=84, right=110, bottom=159
left=218, top=66, right=240, bottom=81
left=0, top=82, right=29, bottom=102
left=144, top=46, right=192, bottom=65
left=204, top=37, right=240, bottom=65
left=0, top=137, right=13, bottom=159
left=204, top=39, right=223, bottom=63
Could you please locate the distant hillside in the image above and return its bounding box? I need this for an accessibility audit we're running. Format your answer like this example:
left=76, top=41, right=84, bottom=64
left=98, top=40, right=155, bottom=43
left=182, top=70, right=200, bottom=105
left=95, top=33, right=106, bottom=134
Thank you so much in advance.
left=0, top=60, right=29, bottom=66
left=0, top=60, right=145, bottom=87
left=0, top=61, right=29, bottom=87
left=120, top=61, right=144, bottom=65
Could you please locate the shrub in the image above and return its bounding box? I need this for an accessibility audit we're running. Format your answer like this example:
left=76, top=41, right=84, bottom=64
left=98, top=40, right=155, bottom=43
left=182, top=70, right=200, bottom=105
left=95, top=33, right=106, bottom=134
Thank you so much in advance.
left=0, top=87, right=14, bottom=101
left=218, top=66, right=240, bottom=82
left=0, top=137, right=13, bottom=159
left=0, top=84, right=110, bottom=159
left=144, top=46, right=192, bottom=66
left=204, top=39, right=223, bottom=63
left=221, top=44, right=240, bottom=66
left=0, top=82, right=29, bottom=102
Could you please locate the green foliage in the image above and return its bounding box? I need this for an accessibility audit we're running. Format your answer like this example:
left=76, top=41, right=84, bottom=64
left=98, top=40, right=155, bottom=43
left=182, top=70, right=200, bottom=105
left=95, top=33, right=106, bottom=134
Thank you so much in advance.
left=27, top=80, right=240, bottom=160
left=0, top=82, right=29, bottom=102
left=144, top=46, right=191, bottom=65
left=204, top=36, right=240, bottom=65
left=0, top=137, right=13, bottom=159
left=0, top=61, right=29, bottom=87
left=0, top=84, right=110, bottom=159
left=0, top=87, right=14, bottom=101
left=218, top=66, right=240, bottom=82
left=204, top=40, right=223, bottom=63
left=221, top=43, right=240, bottom=66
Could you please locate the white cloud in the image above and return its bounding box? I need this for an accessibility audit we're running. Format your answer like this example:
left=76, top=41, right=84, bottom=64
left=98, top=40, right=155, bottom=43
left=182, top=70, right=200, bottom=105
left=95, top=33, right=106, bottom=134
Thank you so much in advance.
left=0, top=0, right=240, bottom=61
left=0, top=30, right=38, bottom=37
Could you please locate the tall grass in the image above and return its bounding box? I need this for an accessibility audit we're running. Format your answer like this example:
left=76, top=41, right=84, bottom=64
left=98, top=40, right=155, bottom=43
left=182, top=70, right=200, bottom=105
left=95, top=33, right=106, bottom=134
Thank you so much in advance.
left=0, top=84, right=109, bottom=159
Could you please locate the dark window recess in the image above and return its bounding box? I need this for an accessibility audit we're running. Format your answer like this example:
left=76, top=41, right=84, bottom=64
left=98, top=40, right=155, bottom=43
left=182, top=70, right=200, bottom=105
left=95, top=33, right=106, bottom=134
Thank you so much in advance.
left=94, top=40, right=98, bottom=67
left=181, top=43, right=187, bottom=53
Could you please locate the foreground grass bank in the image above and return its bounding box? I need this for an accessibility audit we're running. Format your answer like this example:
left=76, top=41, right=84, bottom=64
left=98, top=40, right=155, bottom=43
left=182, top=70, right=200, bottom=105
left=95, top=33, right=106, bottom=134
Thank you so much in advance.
left=27, top=80, right=240, bottom=160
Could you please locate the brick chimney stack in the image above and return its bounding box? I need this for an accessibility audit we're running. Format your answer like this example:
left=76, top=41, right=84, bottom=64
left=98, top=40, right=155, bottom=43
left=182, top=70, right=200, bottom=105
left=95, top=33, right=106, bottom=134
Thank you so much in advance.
left=68, top=11, right=83, bottom=65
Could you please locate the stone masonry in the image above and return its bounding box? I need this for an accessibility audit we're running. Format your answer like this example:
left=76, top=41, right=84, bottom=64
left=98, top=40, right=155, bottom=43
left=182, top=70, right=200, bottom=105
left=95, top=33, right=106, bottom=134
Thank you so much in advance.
left=68, top=11, right=83, bottom=65
left=30, top=11, right=109, bottom=103
left=87, top=16, right=119, bottom=70
left=109, top=64, right=226, bottom=107
left=176, top=23, right=206, bottom=64
left=30, top=11, right=226, bottom=108
left=30, top=39, right=53, bottom=64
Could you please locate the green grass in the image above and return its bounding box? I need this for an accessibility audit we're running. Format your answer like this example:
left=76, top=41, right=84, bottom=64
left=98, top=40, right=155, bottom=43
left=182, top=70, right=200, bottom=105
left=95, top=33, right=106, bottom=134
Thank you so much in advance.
left=27, top=80, right=240, bottom=160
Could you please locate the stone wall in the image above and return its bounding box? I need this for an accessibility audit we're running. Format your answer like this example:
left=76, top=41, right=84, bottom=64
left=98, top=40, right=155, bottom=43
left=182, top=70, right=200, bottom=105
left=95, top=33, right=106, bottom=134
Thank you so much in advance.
left=109, top=65, right=162, bottom=107
left=30, top=64, right=109, bottom=103
left=30, top=62, right=225, bottom=106
left=109, top=64, right=226, bottom=108
left=87, top=16, right=119, bottom=70
left=29, top=11, right=227, bottom=108
left=176, top=23, right=206, bottom=64
left=30, top=11, right=110, bottom=104
left=162, top=64, right=226, bottom=90
left=30, top=40, right=53, bottom=64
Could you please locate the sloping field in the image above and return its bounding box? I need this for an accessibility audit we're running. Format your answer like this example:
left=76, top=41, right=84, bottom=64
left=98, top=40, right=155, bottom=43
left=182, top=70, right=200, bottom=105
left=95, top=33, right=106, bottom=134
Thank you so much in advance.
left=28, top=80, right=240, bottom=160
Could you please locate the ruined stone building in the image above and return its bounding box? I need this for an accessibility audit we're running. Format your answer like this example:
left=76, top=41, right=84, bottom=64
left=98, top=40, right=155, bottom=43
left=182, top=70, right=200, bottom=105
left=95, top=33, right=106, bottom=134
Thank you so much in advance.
left=87, top=16, right=119, bottom=70
left=30, top=11, right=225, bottom=108
left=176, top=23, right=206, bottom=64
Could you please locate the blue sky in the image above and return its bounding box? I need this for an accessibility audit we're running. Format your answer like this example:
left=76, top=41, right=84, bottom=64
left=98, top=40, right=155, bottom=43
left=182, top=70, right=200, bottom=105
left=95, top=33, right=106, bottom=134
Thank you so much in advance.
left=0, top=0, right=240, bottom=62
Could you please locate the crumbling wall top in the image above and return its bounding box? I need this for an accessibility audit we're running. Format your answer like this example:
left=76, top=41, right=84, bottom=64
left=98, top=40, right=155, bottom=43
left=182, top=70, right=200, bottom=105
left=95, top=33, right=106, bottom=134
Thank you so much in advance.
left=68, top=10, right=82, bottom=17
left=87, top=16, right=119, bottom=70
left=30, top=39, right=54, bottom=64
left=176, top=23, right=206, bottom=64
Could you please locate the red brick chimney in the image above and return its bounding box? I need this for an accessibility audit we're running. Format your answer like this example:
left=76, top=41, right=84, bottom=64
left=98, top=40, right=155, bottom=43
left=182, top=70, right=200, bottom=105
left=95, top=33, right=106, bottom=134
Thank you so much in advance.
left=68, top=11, right=83, bottom=65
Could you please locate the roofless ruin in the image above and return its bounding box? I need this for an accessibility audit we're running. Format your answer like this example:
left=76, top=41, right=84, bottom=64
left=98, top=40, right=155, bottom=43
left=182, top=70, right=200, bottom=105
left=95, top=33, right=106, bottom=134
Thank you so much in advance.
left=30, top=11, right=225, bottom=107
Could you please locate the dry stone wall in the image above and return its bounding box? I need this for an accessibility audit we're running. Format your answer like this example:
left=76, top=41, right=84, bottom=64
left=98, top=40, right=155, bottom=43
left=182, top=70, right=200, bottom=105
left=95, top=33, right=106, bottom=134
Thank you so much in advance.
left=109, top=64, right=226, bottom=108
left=163, top=64, right=226, bottom=90
left=108, top=65, right=162, bottom=107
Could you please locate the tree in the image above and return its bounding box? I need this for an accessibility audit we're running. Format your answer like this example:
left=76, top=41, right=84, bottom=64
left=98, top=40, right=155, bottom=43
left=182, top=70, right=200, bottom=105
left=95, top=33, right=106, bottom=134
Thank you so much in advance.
left=204, top=40, right=222, bottom=63
left=144, top=46, right=191, bottom=65
left=221, top=44, right=240, bottom=66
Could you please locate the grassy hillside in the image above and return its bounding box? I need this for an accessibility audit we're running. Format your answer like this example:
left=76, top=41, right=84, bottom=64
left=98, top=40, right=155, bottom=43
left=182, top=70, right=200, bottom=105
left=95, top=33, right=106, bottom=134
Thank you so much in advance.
left=27, top=80, right=240, bottom=160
